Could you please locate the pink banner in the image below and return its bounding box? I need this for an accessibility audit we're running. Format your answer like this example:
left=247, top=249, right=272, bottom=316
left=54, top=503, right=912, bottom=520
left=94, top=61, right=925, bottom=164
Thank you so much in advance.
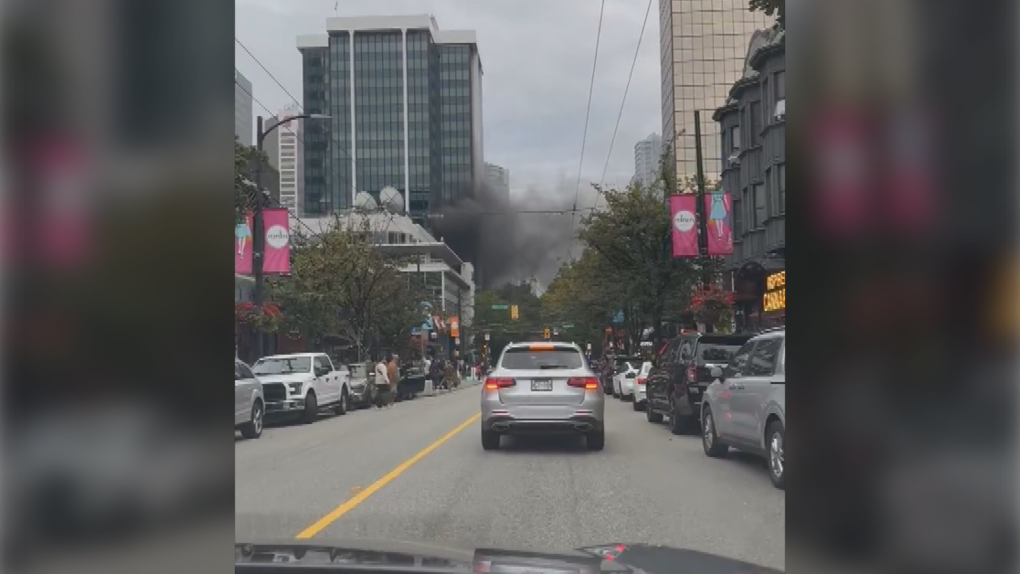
left=234, top=211, right=253, bottom=274
left=705, top=192, right=733, bottom=255
left=670, top=194, right=698, bottom=257
left=261, top=207, right=291, bottom=274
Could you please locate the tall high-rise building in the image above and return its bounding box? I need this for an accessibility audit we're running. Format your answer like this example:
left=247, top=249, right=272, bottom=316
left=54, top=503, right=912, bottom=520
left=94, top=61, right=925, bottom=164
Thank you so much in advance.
left=659, top=0, right=772, bottom=181
left=262, top=104, right=305, bottom=215
left=483, top=162, right=510, bottom=200
left=296, top=15, right=484, bottom=218
left=633, top=133, right=662, bottom=189
left=234, top=69, right=253, bottom=146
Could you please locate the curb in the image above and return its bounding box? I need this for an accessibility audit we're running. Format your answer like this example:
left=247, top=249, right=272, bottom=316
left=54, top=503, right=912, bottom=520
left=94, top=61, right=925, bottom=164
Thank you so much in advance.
left=423, top=377, right=481, bottom=397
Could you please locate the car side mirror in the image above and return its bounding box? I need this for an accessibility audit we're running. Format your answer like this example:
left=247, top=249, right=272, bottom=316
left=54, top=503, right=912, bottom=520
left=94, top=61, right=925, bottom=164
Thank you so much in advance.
left=710, top=366, right=724, bottom=380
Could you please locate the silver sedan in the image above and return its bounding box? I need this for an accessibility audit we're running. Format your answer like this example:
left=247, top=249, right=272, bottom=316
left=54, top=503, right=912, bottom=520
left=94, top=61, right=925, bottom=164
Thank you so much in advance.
left=480, top=342, right=605, bottom=451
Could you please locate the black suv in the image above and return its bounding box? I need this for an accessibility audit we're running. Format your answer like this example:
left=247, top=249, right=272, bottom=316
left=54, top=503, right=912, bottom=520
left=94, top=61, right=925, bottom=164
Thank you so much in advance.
left=644, top=332, right=755, bottom=433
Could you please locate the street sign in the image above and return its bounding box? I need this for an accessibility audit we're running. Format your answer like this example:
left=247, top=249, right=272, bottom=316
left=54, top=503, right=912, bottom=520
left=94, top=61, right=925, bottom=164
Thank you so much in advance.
left=511, top=305, right=519, bottom=320
left=491, top=304, right=509, bottom=310
left=484, top=333, right=490, bottom=341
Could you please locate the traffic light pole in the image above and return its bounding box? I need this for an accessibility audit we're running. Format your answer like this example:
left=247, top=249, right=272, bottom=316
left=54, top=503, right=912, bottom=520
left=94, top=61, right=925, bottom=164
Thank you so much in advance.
left=693, top=110, right=714, bottom=334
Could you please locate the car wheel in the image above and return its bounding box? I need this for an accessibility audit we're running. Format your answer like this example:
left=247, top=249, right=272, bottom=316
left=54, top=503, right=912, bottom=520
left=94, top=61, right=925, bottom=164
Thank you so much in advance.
left=586, top=430, right=605, bottom=451
left=241, top=400, right=263, bottom=439
left=646, top=404, right=663, bottom=423
left=702, top=406, right=728, bottom=458
left=302, top=392, right=318, bottom=424
left=767, top=420, right=785, bottom=490
left=333, top=388, right=348, bottom=415
left=669, top=401, right=687, bottom=435
left=481, top=429, right=500, bottom=450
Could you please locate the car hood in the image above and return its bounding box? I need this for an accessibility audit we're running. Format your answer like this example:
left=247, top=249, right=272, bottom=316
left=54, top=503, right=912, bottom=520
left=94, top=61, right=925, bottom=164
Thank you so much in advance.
left=235, top=540, right=782, bottom=573
left=254, top=373, right=313, bottom=385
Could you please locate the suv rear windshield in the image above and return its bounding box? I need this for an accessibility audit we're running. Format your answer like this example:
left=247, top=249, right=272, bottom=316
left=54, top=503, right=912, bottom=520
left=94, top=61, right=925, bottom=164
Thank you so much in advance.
left=502, top=347, right=584, bottom=370
left=696, top=337, right=751, bottom=363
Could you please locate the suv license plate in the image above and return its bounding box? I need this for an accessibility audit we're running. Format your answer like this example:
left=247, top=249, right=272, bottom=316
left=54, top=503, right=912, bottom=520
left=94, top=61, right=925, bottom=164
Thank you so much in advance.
left=531, top=380, right=553, bottom=391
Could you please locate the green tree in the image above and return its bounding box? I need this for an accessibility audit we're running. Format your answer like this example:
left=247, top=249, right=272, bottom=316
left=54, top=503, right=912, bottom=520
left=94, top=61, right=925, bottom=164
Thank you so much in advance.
left=749, top=0, right=784, bottom=28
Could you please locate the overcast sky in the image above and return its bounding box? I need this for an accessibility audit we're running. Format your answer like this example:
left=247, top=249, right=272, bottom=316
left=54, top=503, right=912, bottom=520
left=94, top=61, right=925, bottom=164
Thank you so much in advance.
left=235, top=0, right=662, bottom=202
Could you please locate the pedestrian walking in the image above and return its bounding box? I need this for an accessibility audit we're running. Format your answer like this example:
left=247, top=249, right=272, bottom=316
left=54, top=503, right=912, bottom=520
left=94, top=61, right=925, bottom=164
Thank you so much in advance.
left=373, top=354, right=390, bottom=409
left=386, top=354, right=399, bottom=407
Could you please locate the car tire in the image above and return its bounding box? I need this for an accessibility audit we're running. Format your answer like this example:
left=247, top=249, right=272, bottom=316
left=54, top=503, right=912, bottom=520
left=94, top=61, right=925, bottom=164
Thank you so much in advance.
left=241, top=400, right=263, bottom=439
left=333, top=388, right=348, bottom=415
left=481, top=429, right=500, bottom=451
left=586, top=430, right=605, bottom=451
left=702, top=406, right=728, bottom=458
left=669, top=401, right=688, bottom=435
left=302, top=391, right=318, bottom=424
left=646, top=405, right=663, bottom=423
left=632, top=399, right=642, bottom=411
left=767, top=420, right=785, bottom=490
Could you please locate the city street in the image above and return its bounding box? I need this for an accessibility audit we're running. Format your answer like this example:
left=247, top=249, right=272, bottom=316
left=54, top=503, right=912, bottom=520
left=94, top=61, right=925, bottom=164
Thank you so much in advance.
left=235, top=384, right=785, bottom=571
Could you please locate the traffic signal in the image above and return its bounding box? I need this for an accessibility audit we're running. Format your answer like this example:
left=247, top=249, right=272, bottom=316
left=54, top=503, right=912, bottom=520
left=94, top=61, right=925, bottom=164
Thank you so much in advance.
left=510, top=305, right=519, bottom=320
left=543, top=327, right=551, bottom=339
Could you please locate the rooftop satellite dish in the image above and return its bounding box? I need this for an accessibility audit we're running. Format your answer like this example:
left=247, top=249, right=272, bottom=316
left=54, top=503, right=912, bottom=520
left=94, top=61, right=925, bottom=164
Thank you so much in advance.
left=379, top=186, right=404, bottom=214
left=354, top=191, right=377, bottom=211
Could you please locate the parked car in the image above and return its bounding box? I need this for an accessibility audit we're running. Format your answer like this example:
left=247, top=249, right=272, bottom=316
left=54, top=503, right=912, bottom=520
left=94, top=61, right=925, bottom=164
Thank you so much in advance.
left=234, top=359, right=264, bottom=439
left=631, top=361, right=653, bottom=411
left=612, top=360, right=640, bottom=401
left=605, top=355, right=640, bottom=397
left=347, top=362, right=377, bottom=409
left=644, top=332, right=755, bottom=434
left=252, top=353, right=351, bottom=424
left=700, top=327, right=786, bottom=489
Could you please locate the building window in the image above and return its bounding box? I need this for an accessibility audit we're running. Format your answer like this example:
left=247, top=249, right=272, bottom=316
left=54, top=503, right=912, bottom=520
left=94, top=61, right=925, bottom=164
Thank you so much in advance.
left=753, top=183, right=766, bottom=228
left=730, top=126, right=740, bottom=151
left=750, top=101, right=762, bottom=145
left=733, top=198, right=743, bottom=238
left=777, top=163, right=786, bottom=214
left=775, top=71, right=785, bottom=101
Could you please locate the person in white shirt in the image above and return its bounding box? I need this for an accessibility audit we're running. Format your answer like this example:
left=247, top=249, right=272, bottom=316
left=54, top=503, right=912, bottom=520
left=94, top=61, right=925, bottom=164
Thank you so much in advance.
left=374, top=355, right=390, bottom=409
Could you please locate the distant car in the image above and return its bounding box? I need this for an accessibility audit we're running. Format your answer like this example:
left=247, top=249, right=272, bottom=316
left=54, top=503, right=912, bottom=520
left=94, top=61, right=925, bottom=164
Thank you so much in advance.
left=701, top=328, right=786, bottom=489
left=346, top=362, right=377, bottom=409
left=235, top=359, right=264, bottom=439
left=612, top=361, right=640, bottom=400
left=631, top=361, right=653, bottom=411
left=480, top=342, right=605, bottom=451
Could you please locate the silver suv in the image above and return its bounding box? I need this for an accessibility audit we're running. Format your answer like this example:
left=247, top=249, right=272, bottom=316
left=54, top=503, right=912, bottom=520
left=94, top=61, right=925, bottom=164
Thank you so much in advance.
left=480, top=342, right=605, bottom=451
left=700, top=328, right=785, bottom=489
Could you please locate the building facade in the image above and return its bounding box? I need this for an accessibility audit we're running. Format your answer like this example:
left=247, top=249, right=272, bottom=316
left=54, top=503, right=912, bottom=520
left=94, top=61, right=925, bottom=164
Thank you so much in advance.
left=234, top=69, right=253, bottom=146
left=713, top=28, right=785, bottom=330
left=483, top=162, right=510, bottom=200
left=659, top=0, right=772, bottom=183
left=633, top=133, right=662, bottom=189
left=262, top=105, right=305, bottom=214
left=296, top=15, right=484, bottom=221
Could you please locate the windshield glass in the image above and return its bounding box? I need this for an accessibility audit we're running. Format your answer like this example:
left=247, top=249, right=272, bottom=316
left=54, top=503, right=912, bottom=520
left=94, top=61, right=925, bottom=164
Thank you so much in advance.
left=698, top=343, right=743, bottom=363
left=501, top=348, right=584, bottom=369
left=349, top=363, right=369, bottom=379
left=252, top=357, right=311, bottom=375
left=640, top=362, right=653, bottom=375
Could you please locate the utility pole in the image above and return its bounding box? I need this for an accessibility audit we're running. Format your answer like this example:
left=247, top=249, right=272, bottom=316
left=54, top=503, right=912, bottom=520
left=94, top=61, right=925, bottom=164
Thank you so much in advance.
left=693, top=111, right=714, bottom=333
left=253, top=116, right=266, bottom=358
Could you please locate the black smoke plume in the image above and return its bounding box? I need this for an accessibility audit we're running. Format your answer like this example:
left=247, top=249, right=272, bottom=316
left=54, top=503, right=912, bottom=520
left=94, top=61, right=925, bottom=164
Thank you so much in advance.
left=431, top=177, right=596, bottom=290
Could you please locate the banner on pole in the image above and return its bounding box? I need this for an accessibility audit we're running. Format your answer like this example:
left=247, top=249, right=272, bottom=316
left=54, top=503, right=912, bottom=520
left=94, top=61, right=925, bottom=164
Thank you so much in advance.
left=234, top=212, right=254, bottom=274
left=669, top=194, right=698, bottom=257
left=704, top=192, right=733, bottom=255
left=261, top=207, right=291, bottom=274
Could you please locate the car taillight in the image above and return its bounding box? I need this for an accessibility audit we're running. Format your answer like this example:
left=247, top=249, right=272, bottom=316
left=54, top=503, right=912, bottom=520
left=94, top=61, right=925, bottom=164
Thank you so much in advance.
left=686, top=364, right=697, bottom=382
left=567, top=377, right=599, bottom=390
left=636, top=377, right=646, bottom=385
left=484, top=377, right=515, bottom=390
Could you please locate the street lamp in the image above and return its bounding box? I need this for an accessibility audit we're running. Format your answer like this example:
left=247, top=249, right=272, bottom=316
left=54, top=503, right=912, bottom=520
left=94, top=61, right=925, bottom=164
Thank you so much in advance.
left=252, top=113, right=329, bottom=358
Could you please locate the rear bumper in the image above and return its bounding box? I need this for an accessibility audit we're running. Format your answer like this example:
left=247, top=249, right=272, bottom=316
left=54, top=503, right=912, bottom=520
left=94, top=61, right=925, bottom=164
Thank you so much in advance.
left=482, top=414, right=604, bottom=434
left=634, top=386, right=647, bottom=404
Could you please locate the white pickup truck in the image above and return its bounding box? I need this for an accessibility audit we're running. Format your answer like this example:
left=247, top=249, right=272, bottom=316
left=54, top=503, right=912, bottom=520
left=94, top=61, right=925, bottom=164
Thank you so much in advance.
left=251, top=353, right=351, bottom=424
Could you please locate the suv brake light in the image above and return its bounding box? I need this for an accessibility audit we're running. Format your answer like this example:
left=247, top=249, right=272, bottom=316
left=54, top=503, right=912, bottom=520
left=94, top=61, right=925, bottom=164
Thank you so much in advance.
left=636, top=376, right=646, bottom=385
left=567, top=377, right=599, bottom=390
left=686, top=364, right=697, bottom=383
left=484, top=377, right=515, bottom=390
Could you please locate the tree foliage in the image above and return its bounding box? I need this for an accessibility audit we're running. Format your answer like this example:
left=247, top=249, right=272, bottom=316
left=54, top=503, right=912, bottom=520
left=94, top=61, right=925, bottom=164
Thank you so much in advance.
left=541, top=149, right=727, bottom=353
left=749, top=0, right=785, bottom=28
left=268, top=215, right=434, bottom=360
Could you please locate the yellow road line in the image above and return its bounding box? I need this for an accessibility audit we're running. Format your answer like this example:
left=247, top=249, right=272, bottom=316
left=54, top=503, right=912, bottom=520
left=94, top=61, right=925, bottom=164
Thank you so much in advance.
left=295, top=412, right=480, bottom=539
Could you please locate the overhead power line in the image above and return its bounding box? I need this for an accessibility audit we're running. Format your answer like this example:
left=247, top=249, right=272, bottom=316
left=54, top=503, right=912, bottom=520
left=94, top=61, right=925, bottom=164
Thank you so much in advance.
left=569, top=0, right=607, bottom=230
left=592, top=0, right=654, bottom=211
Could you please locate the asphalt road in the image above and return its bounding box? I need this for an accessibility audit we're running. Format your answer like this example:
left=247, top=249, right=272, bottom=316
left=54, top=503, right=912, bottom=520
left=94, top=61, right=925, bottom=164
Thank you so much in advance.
left=236, top=383, right=785, bottom=570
